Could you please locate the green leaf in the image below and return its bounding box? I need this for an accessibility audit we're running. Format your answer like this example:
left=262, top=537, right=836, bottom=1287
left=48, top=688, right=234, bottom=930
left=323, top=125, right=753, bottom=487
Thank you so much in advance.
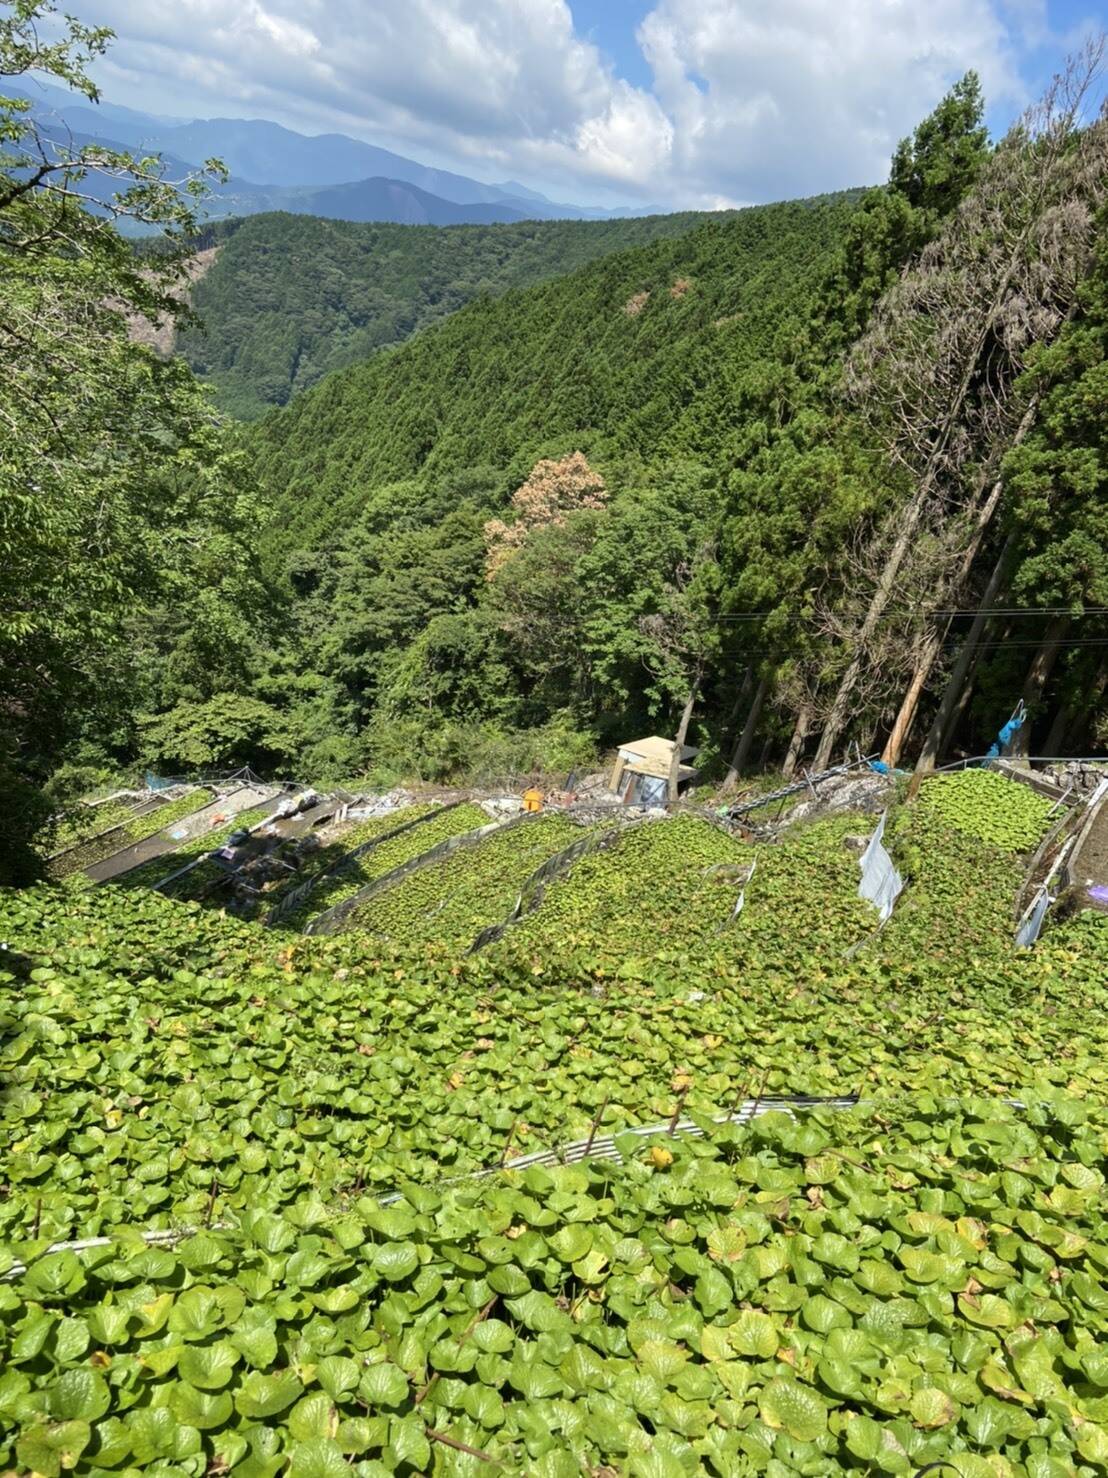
left=85, top=1304, right=130, bottom=1345
left=84, top=1416, right=132, bottom=1469
left=13, top=1312, right=55, bottom=1360
left=49, top=1368, right=110, bottom=1422
left=909, top=1387, right=957, bottom=1428
left=285, top=1249, right=335, bottom=1287
left=561, top=1343, right=608, bottom=1394
left=286, top=1437, right=350, bottom=1478
left=818, top=1358, right=866, bottom=1399
left=1076, top=1424, right=1108, bottom=1465
left=509, top=1348, right=563, bottom=1399
left=358, top=1361, right=409, bottom=1408
left=505, top=1289, right=567, bottom=1332
left=389, top=1415, right=431, bottom=1472
left=52, top=1318, right=91, bottom=1364
left=471, top=1318, right=515, bottom=1353
left=289, top=1392, right=339, bottom=1441
left=695, top=1267, right=732, bottom=1317
left=316, top=1355, right=361, bottom=1399
left=248, top=1211, right=297, bottom=1253
left=800, top=1294, right=850, bottom=1333
left=549, top=1224, right=592, bottom=1261
left=729, top=1309, right=778, bottom=1358
left=373, top=1243, right=420, bottom=1282
left=463, top=1384, right=505, bottom=1427
left=336, top=1416, right=385, bottom=1455
left=235, top=1369, right=304, bottom=1419
left=169, top=1383, right=234, bottom=1430
left=17, top=1420, right=91, bottom=1477
left=487, top=1264, right=531, bottom=1297
left=126, top=1406, right=204, bottom=1463
left=230, top=1309, right=278, bottom=1369
left=957, top=1292, right=1015, bottom=1329
left=178, top=1339, right=239, bottom=1390
left=24, top=1253, right=85, bottom=1298
left=168, top=1285, right=223, bottom=1341
left=757, top=1378, right=828, bottom=1442
left=177, top=1232, right=226, bottom=1271
left=637, top=1339, right=688, bottom=1383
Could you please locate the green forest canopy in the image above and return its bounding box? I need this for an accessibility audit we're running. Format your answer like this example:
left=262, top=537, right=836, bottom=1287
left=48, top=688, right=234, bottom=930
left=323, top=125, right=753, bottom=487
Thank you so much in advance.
left=248, top=193, right=856, bottom=561
left=221, top=63, right=1105, bottom=789
left=179, top=209, right=721, bottom=419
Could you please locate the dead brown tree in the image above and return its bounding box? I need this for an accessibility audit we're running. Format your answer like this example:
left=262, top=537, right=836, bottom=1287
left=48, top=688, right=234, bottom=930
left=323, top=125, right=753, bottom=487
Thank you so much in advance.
left=811, top=39, right=1108, bottom=771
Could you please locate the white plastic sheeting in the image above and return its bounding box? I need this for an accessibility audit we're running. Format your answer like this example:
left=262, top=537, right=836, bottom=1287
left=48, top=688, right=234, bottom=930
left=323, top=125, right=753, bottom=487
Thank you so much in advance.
left=727, top=857, right=757, bottom=926
left=858, top=811, right=904, bottom=922
left=1015, top=888, right=1053, bottom=948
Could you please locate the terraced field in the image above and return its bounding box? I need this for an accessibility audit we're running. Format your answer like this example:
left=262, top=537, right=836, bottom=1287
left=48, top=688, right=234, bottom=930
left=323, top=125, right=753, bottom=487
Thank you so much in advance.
left=114, top=803, right=278, bottom=895
left=45, top=791, right=212, bottom=882
left=288, top=803, right=489, bottom=931
left=347, top=812, right=587, bottom=949
left=2, top=772, right=1107, bottom=1475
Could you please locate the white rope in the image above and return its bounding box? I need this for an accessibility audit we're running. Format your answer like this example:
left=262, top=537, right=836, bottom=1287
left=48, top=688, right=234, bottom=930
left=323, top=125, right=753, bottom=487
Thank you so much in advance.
left=2, top=1096, right=858, bottom=1280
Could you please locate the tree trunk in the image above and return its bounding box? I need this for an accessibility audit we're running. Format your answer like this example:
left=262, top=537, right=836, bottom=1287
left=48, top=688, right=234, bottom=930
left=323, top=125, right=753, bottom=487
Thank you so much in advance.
left=718, top=671, right=752, bottom=795
left=882, top=657, right=933, bottom=770
left=667, top=680, right=699, bottom=805
left=728, top=667, right=753, bottom=722
left=811, top=495, right=929, bottom=770
left=723, top=673, right=770, bottom=788
left=782, top=705, right=812, bottom=778
left=910, top=532, right=1019, bottom=794
left=1008, top=616, right=1070, bottom=762
left=939, top=630, right=994, bottom=763
left=1043, top=700, right=1073, bottom=758
left=1064, top=658, right=1108, bottom=753
left=880, top=402, right=1040, bottom=771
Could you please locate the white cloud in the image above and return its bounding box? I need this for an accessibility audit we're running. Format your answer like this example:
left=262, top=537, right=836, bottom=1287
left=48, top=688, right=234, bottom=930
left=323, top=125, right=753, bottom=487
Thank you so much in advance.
left=74, top=0, right=1030, bottom=205
left=637, top=0, right=1026, bottom=203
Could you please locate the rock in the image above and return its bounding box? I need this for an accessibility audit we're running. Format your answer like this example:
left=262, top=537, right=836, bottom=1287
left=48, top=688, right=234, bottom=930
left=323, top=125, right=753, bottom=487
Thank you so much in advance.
left=481, top=796, right=524, bottom=818
left=788, top=773, right=893, bottom=824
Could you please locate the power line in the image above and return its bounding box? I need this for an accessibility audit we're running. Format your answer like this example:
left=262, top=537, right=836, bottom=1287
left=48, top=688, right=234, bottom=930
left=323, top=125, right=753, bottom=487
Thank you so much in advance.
left=709, top=607, right=1108, bottom=624
left=712, top=635, right=1108, bottom=659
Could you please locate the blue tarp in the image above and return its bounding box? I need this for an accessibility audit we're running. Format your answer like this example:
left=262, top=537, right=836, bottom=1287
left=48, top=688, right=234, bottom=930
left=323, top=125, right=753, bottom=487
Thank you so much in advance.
left=987, top=704, right=1026, bottom=760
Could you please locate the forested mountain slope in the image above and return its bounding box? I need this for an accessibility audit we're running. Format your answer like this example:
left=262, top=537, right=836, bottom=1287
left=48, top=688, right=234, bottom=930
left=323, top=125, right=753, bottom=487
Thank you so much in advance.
left=180, top=209, right=716, bottom=417
left=249, top=193, right=855, bottom=556
left=8, top=0, right=1104, bottom=853
left=226, top=64, right=1106, bottom=785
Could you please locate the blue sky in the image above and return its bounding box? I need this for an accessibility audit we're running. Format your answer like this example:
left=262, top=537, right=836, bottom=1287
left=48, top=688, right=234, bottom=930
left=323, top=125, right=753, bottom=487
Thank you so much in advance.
left=570, top=1, right=657, bottom=91
left=76, top=0, right=1108, bottom=208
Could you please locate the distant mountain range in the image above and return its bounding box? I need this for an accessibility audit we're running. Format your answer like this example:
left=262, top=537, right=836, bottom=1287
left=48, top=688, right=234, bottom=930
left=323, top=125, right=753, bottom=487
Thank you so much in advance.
left=11, top=79, right=668, bottom=227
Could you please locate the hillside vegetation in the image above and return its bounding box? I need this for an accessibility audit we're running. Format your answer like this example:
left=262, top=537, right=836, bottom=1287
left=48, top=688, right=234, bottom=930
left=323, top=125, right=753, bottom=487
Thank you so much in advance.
left=214, top=64, right=1105, bottom=788
left=6, top=7, right=1108, bottom=1473
left=249, top=194, right=852, bottom=554
left=6, top=2, right=1106, bottom=869
left=179, top=210, right=718, bottom=418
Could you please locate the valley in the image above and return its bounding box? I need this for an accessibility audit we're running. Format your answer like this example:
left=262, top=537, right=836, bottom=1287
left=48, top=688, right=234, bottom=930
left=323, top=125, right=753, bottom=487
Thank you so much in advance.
left=3, top=6, right=1108, bottom=1475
